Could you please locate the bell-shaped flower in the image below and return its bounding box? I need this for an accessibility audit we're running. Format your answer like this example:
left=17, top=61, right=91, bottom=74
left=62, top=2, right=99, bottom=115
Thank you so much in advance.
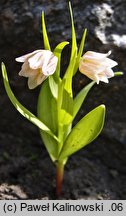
left=16, top=50, right=58, bottom=89
left=79, top=51, right=118, bottom=84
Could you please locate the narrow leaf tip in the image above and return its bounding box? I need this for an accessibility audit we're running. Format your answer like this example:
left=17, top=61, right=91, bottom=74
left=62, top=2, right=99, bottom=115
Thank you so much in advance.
left=114, top=72, right=123, bottom=76
left=100, top=104, right=105, bottom=109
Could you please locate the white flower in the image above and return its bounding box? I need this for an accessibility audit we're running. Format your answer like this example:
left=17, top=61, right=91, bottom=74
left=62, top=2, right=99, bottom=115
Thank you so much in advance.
left=79, top=51, right=118, bottom=84
left=16, top=50, right=58, bottom=89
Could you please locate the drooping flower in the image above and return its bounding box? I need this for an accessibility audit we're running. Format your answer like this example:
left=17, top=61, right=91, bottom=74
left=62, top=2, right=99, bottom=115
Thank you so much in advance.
left=16, top=50, right=58, bottom=89
left=79, top=51, right=118, bottom=84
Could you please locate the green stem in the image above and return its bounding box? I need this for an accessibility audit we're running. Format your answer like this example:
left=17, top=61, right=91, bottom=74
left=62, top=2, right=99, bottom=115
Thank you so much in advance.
left=56, top=161, right=65, bottom=197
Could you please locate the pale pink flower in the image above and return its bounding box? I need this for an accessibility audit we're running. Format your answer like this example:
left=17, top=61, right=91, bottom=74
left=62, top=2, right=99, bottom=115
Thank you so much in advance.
left=79, top=51, right=118, bottom=84
left=16, top=50, right=58, bottom=89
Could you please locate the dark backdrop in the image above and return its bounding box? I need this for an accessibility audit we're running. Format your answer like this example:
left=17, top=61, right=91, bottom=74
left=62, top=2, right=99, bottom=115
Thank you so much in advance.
left=0, top=0, right=126, bottom=199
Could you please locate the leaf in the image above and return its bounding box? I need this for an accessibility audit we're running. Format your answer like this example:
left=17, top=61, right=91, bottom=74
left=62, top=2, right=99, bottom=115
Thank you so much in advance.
left=114, top=72, right=123, bottom=76
left=37, top=80, right=59, bottom=161
left=48, top=41, right=69, bottom=100
left=59, top=105, right=105, bottom=159
left=73, top=29, right=87, bottom=75
left=59, top=88, right=73, bottom=125
left=59, top=109, right=73, bottom=126
left=73, top=81, right=95, bottom=119
left=63, top=55, right=76, bottom=97
left=58, top=78, right=74, bottom=126
left=38, top=80, right=58, bottom=134
left=39, top=131, right=58, bottom=162
left=63, top=123, right=72, bottom=142
left=69, top=1, right=77, bottom=62
left=61, top=89, right=73, bottom=116
left=62, top=1, right=77, bottom=95
left=57, top=55, right=76, bottom=126
left=49, top=76, right=58, bottom=99
left=42, top=11, right=51, bottom=50
left=53, top=41, right=69, bottom=79
left=1, top=63, right=58, bottom=142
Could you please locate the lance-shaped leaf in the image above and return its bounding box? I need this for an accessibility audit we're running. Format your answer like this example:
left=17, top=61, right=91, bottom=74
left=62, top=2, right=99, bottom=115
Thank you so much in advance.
left=57, top=2, right=77, bottom=127
left=63, top=1, right=77, bottom=96
left=40, top=131, right=58, bottom=162
left=49, top=75, right=58, bottom=99
left=37, top=80, right=59, bottom=161
left=53, top=41, right=69, bottom=79
left=59, top=88, right=74, bottom=125
left=42, top=11, right=51, bottom=50
left=59, top=105, right=105, bottom=159
left=69, top=1, right=77, bottom=62
left=73, top=29, right=87, bottom=75
left=73, top=81, right=95, bottom=119
left=49, top=41, right=69, bottom=99
left=1, top=63, right=58, bottom=142
left=38, top=80, right=58, bottom=134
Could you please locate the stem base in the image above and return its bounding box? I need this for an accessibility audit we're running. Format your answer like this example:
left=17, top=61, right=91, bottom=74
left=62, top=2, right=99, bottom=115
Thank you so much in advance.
left=56, top=162, right=64, bottom=197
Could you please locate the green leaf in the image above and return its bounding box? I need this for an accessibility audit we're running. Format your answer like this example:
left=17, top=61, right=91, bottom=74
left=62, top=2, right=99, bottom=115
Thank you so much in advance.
left=38, top=80, right=58, bottom=134
left=59, top=87, right=73, bottom=125
left=114, top=72, right=123, bottom=76
left=42, top=11, right=51, bottom=50
left=58, top=78, right=74, bottom=126
left=49, top=42, right=69, bottom=99
left=73, top=81, right=95, bottom=119
left=73, top=29, right=87, bottom=75
left=39, top=131, right=58, bottom=162
left=1, top=63, right=58, bottom=142
left=63, top=123, right=72, bottom=142
left=61, top=89, right=73, bottom=116
left=59, top=105, right=105, bottom=159
left=69, top=1, right=77, bottom=62
left=53, top=41, right=69, bottom=79
left=62, top=2, right=77, bottom=97
left=37, top=80, right=59, bottom=161
left=63, top=57, right=76, bottom=97
left=49, top=76, right=58, bottom=99
left=57, top=55, right=76, bottom=126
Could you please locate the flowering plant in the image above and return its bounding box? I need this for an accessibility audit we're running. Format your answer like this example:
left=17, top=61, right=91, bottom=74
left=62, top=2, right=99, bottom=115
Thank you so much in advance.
left=1, top=2, right=122, bottom=196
